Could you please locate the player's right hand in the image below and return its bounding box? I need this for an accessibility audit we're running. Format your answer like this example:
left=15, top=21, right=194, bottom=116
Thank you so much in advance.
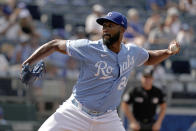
left=130, top=120, right=140, bottom=130
left=168, top=40, right=180, bottom=55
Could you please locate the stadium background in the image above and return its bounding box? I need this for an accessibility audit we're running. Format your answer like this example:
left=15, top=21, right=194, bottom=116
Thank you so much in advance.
left=0, top=0, right=196, bottom=131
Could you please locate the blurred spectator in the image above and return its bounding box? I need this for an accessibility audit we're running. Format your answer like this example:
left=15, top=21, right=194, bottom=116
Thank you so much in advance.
left=132, top=36, right=148, bottom=48
left=179, top=0, right=196, bottom=15
left=124, top=8, right=145, bottom=39
left=10, top=37, right=31, bottom=64
left=153, top=64, right=166, bottom=80
left=18, top=9, right=40, bottom=40
left=52, top=28, right=68, bottom=40
left=144, top=13, right=161, bottom=34
left=146, top=0, right=171, bottom=12
left=85, top=4, right=104, bottom=40
left=164, top=7, right=181, bottom=36
left=5, top=0, right=17, bottom=10
left=0, top=43, right=14, bottom=63
left=66, top=57, right=79, bottom=80
left=0, top=2, right=40, bottom=41
left=10, top=36, right=40, bottom=66
left=0, top=53, right=9, bottom=76
left=47, top=0, right=69, bottom=5
left=0, top=4, right=20, bottom=40
left=176, top=23, right=194, bottom=45
left=124, top=8, right=146, bottom=47
left=71, top=0, right=87, bottom=6
left=46, top=52, right=69, bottom=78
left=70, top=26, right=87, bottom=39
left=148, top=19, right=175, bottom=44
left=137, top=65, right=167, bottom=82
left=150, top=64, right=167, bottom=88
left=48, top=30, right=69, bottom=72
left=0, top=107, right=8, bottom=125
left=45, top=61, right=60, bottom=79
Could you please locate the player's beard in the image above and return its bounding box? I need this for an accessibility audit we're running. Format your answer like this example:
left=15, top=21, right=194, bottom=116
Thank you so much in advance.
left=103, top=31, right=120, bottom=48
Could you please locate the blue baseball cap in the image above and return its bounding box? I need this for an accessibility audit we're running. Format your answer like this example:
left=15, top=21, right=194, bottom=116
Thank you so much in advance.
left=96, top=11, right=127, bottom=29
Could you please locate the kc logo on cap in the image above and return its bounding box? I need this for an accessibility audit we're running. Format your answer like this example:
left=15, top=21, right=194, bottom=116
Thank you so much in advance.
left=107, top=12, right=113, bottom=16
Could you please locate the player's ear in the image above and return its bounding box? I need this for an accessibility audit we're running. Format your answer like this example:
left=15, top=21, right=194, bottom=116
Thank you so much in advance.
left=120, top=27, right=126, bottom=33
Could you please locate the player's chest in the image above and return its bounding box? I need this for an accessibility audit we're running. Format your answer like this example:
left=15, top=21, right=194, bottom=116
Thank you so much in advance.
left=87, top=53, right=135, bottom=79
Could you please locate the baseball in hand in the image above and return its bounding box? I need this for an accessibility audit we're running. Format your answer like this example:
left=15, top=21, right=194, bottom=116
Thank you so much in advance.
left=169, top=44, right=179, bottom=52
left=169, top=40, right=180, bottom=54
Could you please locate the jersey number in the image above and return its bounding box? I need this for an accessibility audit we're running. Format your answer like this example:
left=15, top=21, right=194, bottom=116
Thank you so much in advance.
left=117, top=77, right=128, bottom=90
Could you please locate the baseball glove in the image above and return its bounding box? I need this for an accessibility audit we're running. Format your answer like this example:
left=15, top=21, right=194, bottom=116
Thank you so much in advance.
left=21, top=60, right=45, bottom=85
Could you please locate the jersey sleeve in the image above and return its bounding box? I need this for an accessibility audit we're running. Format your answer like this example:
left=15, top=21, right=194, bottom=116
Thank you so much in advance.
left=126, top=44, right=149, bottom=67
left=66, top=39, right=90, bottom=61
left=134, top=46, right=149, bottom=67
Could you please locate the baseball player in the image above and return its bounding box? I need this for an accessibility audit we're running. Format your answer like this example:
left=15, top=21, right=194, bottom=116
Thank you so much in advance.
left=22, top=11, right=180, bottom=131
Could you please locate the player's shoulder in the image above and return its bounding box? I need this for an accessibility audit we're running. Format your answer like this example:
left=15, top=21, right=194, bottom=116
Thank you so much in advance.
left=124, top=42, right=140, bottom=50
left=71, top=39, right=102, bottom=49
left=88, top=39, right=101, bottom=44
left=76, top=39, right=89, bottom=43
left=68, top=38, right=89, bottom=43
left=88, top=39, right=103, bottom=47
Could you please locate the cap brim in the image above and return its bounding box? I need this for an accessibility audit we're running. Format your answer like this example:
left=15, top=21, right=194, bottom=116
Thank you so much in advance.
left=96, top=17, right=118, bottom=26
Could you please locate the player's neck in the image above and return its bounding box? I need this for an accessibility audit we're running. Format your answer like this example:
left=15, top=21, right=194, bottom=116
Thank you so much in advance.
left=107, top=35, right=123, bottom=53
left=108, top=41, right=121, bottom=53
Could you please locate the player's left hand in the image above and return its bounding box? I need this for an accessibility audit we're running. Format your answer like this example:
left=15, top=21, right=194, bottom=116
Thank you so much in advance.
left=168, top=40, right=180, bottom=55
left=20, top=60, right=45, bottom=85
left=152, top=121, right=161, bottom=131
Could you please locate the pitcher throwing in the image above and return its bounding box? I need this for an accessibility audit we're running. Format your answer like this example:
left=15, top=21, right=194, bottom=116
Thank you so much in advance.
left=22, top=11, right=180, bottom=131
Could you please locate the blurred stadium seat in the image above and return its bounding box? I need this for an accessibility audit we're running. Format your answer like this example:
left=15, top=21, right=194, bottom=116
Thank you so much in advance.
left=0, top=103, right=36, bottom=121
left=26, top=4, right=41, bottom=20
left=171, top=60, right=191, bottom=74
left=0, top=124, right=13, bottom=131
left=0, top=78, right=17, bottom=96
left=51, top=14, right=65, bottom=29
